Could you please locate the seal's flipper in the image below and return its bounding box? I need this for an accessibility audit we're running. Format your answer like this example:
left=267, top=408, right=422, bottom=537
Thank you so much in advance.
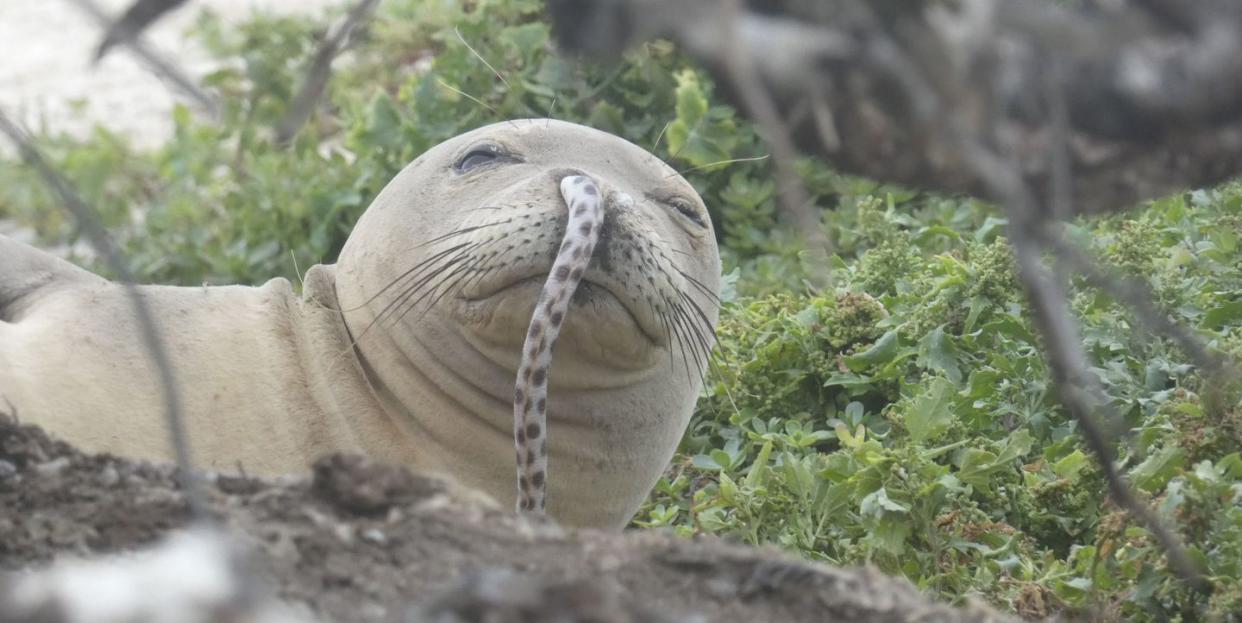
left=0, top=234, right=104, bottom=322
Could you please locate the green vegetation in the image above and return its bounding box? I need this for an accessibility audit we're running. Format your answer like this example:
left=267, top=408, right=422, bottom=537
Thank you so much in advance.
left=2, top=1, right=1240, bottom=620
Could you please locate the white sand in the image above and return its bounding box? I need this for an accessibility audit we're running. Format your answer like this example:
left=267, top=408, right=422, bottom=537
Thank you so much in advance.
left=0, top=0, right=342, bottom=244
left=0, top=0, right=342, bottom=149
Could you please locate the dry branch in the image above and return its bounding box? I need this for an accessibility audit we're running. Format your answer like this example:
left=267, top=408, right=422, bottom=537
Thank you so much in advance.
left=0, top=109, right=208, bottom=522
left=275, top=0, right=382, bottom=145
left=547, top=0, right=1242, bottom=217
left=93, top=0, right=190, bottom=61
left=66, top=0, right=219, bottom=118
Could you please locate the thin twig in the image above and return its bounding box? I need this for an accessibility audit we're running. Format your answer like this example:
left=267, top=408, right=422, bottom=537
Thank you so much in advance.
left=66, top=0, right=219, bottom=119
left=0, top=109, right=209, bottom=522
left=1043, top=231, right=1225, bottom=376
left=967, top=139, right=1208, bottom=590
left=275, top=0, right=382, bottom=145
left=435, top=78, right=499, bottom=115
left=550, top=0, right=1242, bottom=217
left=553, top=0, right=1224, bottom=592
left=671, top=154, right=770, bottom=177
left=94, top=0, right=190, bottom=61
left=717, top=0, right=832, bottom=273
left=456, top=26, right=509, bottom=89
left=1008, top=213, right=1208, bottom=592
left=846, top=5, right=1209, bottom=589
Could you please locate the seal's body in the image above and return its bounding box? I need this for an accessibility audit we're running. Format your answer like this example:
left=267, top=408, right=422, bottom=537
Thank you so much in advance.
left=0, top=120, right=721, bottom=529
left=0, top=256, right=394, bottom=470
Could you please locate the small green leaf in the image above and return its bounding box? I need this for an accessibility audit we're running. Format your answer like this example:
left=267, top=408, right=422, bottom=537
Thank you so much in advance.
left=1202, top=300, right=1242, bottom=330
left=958, top=449, right=1000, bottom=489
left=917, top=327, right=961, bottom=382
left=745, top=440, right=774, bottom=488
left=691, top=454, right=721, bottom=471
left=845, top=330, right=900, bottom=369
left=1130, top=445, right=1186, bottom=492
left=964, top=295, right=988, bottom=333
left=870, top=517, right=912, bottom=555
left=860, top=487, right=910, bottom=516
left=1053, top=450, right=1089, bottom=481
left=904, top=377, right=957, bottom=443
left=718, top=472, right=738, bottom=504
left=958, top=430, right=1033, bottom=487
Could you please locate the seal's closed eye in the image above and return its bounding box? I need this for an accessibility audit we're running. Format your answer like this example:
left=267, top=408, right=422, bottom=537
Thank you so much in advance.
left=648, top=190, right=708, bottom=229
left=668, top=197, right=707, bottom=228
left=455, top=142, right=517, bottom=173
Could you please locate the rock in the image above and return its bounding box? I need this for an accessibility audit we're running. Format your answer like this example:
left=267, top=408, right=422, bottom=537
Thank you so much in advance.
left=0, top=415, right=1019, bottom=623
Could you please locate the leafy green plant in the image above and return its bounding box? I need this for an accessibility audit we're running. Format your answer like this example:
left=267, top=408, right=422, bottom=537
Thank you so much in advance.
left=643, top=194, right=1242, bottom=620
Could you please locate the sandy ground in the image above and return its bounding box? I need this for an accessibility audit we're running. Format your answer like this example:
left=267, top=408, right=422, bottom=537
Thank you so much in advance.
left=0, top=415, right=1019, bottom=623
left=0, top=0, right=342, bottom=148
left=0, top=0, right=341, bottom=244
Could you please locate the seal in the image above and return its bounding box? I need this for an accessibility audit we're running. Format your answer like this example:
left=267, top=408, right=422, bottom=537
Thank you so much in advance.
left=0, top=119, right=721, bottom=529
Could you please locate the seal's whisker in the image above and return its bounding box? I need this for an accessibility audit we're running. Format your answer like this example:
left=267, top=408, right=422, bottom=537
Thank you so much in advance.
left=420, top=232, right=524, bottom=309
left=419, top=254, right=495, bottom=318
left=671, top=291, right=714, bottom=366
left=386, top=251, right=483, bottom=327
left=457, top=260, right=497, bottom=290
left=401, top=233, right=510, bottom=313
left=367, top=248, right=475, bottom=320
left=400, top=234, right=513, bottom=324
left=669, top=263, right=722, bottom=303
left=651, top=120, right=671, bottom=153
left=545, top=96, right=558, bottom=128
left=417, top=219, right=512, bottom=248
left=680, top=294, right=720, bottom=382
left=662, top=114, right=705, bottom=165
left=675, top=287, right=719, bottom=345
left=455, top=26, right=509, bottom=89
left=353, top=258, right=469, bottom=346
left=670, top=301, right=710, bottom=381
left=668, top=154, right=770, bottom=178
left=653, top=301, right=675, bottom=370
left=336, top=241, right=475, bottom=314
left=669, top=305, right=699, bottom=379
left=435, top=78, right=501, bottom=116
left=451, top=262, right=504, bottom=305
left=328, top=243, right=481, bottom=364
left=363, top=247, right=476, bottom=337
left=666, top=302, right=696, bottom=381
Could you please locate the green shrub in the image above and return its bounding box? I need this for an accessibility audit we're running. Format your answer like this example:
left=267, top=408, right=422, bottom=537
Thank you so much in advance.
left=642, top=191, right=1242, bottom=620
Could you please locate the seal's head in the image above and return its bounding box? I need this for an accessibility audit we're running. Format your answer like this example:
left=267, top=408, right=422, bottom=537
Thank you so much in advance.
left=335, top=119, right=720, bottom=528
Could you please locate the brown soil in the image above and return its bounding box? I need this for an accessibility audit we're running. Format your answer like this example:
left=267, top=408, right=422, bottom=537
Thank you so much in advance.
left=0, top=415, right=1017, bottom=622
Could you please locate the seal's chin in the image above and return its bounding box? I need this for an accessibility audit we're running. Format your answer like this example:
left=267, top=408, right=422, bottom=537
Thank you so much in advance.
left=454, top=274, right=664, bottom=371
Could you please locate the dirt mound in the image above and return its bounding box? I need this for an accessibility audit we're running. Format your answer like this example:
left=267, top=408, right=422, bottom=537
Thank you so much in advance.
left=0, top=415, right=1017, bottom=622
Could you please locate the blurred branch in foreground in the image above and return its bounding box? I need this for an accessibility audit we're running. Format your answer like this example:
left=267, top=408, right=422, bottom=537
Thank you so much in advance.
left=93, top=0, right=190, bottom=61
left=67, top=0, right=218, bottom=118
left=546, top=0, right=1241, bottom=592
left=275, top=0, right=382, bottom=145
left=548, top=0, right=1242, bottom=218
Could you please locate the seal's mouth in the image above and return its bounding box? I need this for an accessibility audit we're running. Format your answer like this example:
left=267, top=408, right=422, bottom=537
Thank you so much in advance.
left=460, top=272, right=665, bottom=347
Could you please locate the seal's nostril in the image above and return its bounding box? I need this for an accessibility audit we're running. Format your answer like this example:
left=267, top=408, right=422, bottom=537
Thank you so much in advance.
left=550, top=168, right=589, bottom=183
